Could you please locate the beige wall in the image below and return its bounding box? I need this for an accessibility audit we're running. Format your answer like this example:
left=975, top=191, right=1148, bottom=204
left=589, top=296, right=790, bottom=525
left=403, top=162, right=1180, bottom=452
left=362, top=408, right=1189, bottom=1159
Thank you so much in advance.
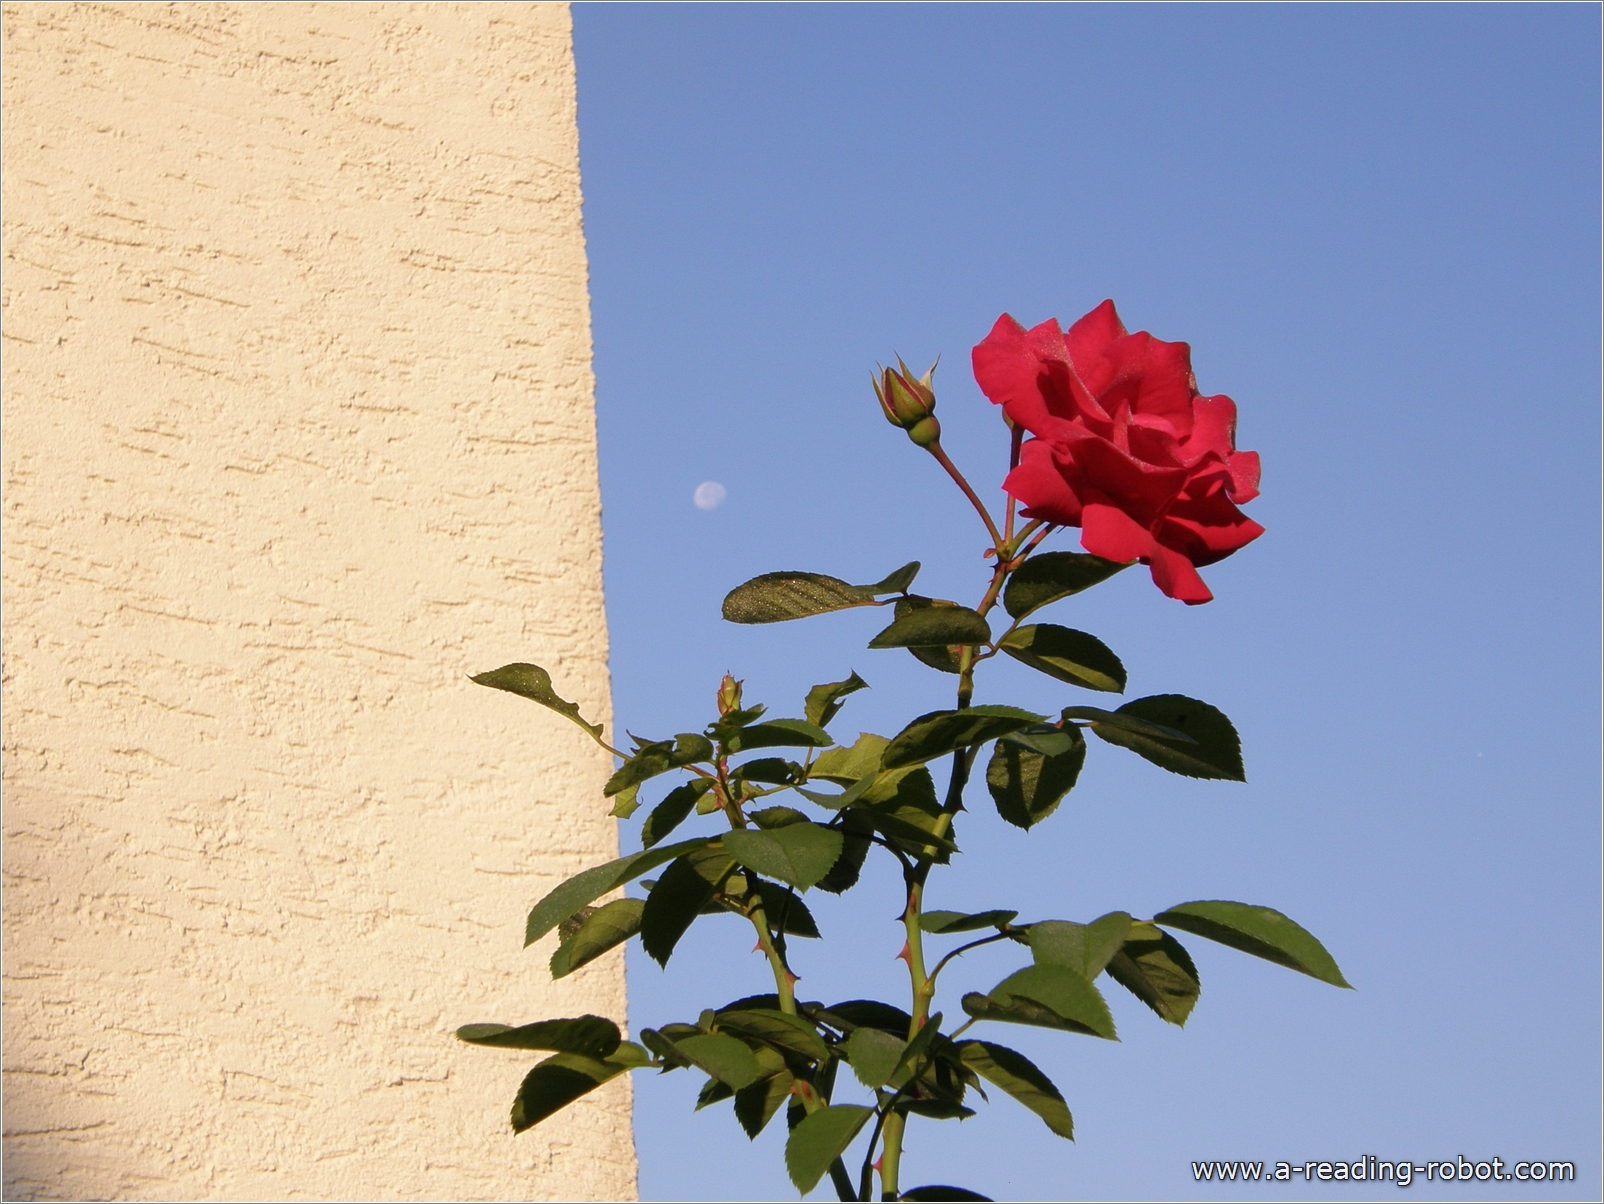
left=1, top=4, right=633, bottom=1199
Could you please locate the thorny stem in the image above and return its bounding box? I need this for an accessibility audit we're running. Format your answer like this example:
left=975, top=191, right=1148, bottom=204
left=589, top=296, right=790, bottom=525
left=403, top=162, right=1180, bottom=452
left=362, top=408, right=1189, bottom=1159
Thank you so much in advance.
left=928, top=441, right=1005, bottom=553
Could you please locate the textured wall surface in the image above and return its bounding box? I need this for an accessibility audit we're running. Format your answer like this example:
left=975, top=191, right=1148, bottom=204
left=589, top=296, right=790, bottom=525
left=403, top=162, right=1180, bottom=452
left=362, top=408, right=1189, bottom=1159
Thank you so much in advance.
left=1, top=4, right=633, bottom=1199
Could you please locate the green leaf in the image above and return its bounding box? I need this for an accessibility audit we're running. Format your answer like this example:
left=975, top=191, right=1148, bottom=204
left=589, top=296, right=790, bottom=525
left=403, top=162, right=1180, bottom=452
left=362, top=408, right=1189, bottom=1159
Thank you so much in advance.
left=1086, top=695, right=1245, bottom=781
left=722, top=563, right=916, bottom=624
left=639, top=845, right=736, bottom=966
left=524, top=837, right=712, bottom=946
left=726, top=718, right=833, bottom=753
left=722, top=823, right=844, bottom=891
left=717, top=1009, right=831, bottom=1062
left=985, top=730, right=1086, bottom=830
left=1153, top=900, right=1350, bottom=987
left=966, top=964, right=1117, bottom=1040
left=641, top=779, right=714, bottom=849
left=609, top=783, right=641, bottom=819
left=805, top=672, right=869, bottom=728
left=809, top=733, right=889, bottom=784
left=897, top=1187, right=993, bottom=1201
left=549, top=898, right=645, bottom=978
left=696, top=1075, right=736, bottom=1110
left=886, top=1011, right=944, bottom=1090
left=749, top=805, right=808, bottom=828
left=841, top=801, right=959, bottom=860
left=470, top=662, right=605, bottom=739
left=673, top=1032, right=763, bottom=1090
left=731, top=758, right=799, bottom=785
left=998, top=725, right=1082, bottom=757
left=456, top=1015, right=622, bottom=1058
left=785, top=1105, right=874, bottom=1194
left=868, top=561, right=922, bottom=594
left=637, top=1027, right=692, bottom=1070
left=920, top=909, right=1019, bottom=935
left=509, top=1052, right=628, bottom=1133
left=818, top=999, right=914, bottom=1035
left=815, top=832, right=871, bottom=895
left=604, top=733, right=714, bottom=797
left=1002, top=551, right=1128, bottom=620
left=735, top=1070, right=795, bottom=1139
left=957, top=1040, right=1073, bottom=1140
left=1028, top=913, right=1132, bottom=981
left=869, top=604, right=991, bottom=649
left=883, top=706, right=1045, bottom=770
left=1105, top=921, right=1201, bottom=1026
left=846, top=1025, right=908, bottom=1088
left=750, top=879, right=821, bottom=938
left=999, top=625, right=1126, bottom=693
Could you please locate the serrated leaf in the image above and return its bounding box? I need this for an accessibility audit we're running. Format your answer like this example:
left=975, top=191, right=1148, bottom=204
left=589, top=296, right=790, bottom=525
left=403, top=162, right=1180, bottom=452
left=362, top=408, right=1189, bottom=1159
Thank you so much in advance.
left=735, top=1070, right=795, bottom=1139
left=805, top=672, right=869, bottom=728
left=869, top=604, right=991, bottom=650
left=1153, top=900, right=1350, bottom=987
left=609, top=783, right=640, bottom=819
left=883, top=706, right=1046, bottom=770
left=957, top=1040, right=1073, bottom=1140
left=641, top=779, right=714, bottom=849
left=456, top=1015, right=622, bottom=1058
left=696, top=1074, right=736, bottom=1110
left=815, top=832, right=871, bottom=895
left=639, top=845, right=735, bottom=966
left=985, top=730, right=1086, bottom=830
left=722, top=823, right=844, bottom=891
left=749, top=805, right=808, bottom=828
left=524, top=837, right=712, bottom=946
left=673, top=1032, right=763, bottom=1089
left=750, top=878, right=821, bottom=938
left=718, top=1009, right=831, bottom=1062
left=809, top=732, right=889, bottom=783
left=1087, top=695, right=1245, bottom=781
left=818, top=999, right=914, bottom=1035
left=509, top=1052, right=628, bottom=1133
left=886, top=1010, right=943, bottom=1089
left=549, top=898, right=645, bottom=978
left=785, top=1105, right=874, bottom=1194
left=999, top=625, right=1126, bottom=693
left=604, top=732, right=714, bottom=797
left=1002, top=551, right=1128, bottom=620
left=966, top=964, right=1117, bottom=1040
left=999, top=725, right=1082, bottom=757
left=920, top=909, right=1019, bottom=934
left=470, top=662, right=604, bottom=738
left=1105, top=921, right=1201, bottom=1026
left=726, top=718, right=833, bottom=753
left=846, top=1025, right=908, bottom=1088
left=731, top=758, right=799, bottom=785
left=1028, top=913, right=1132, bottom=980
left=722, top=564, right=917, bottom=625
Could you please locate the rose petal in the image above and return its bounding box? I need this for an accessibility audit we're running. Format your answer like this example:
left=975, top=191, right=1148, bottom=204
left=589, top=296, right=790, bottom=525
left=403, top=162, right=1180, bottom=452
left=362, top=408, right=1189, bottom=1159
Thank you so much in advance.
left=1080, top=501, right=1154, bottom=563
left=1146, top=542, right=1214, bottom=605
left=1226, top=450, right=1261, bottom=503
left=1183, top=394, right=1239, bottom=465
left=1073, top=437, right=1191, bottom=525
left=1065, top=300, right=1126, bottom=400
left=1004, top=440, right=1084, bottom=527
left=972, top=314, right=1055, bottom=435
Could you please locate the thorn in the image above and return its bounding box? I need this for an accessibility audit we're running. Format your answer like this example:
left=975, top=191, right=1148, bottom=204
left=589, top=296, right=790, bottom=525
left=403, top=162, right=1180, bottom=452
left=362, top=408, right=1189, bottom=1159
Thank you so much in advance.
left=752, top=940, right=765, bottom=954
left=784, top=969, right=801, bottom=987
left=872, top=1156, right=884, bottom=1174
left=895, top=941, right=911, bottom=965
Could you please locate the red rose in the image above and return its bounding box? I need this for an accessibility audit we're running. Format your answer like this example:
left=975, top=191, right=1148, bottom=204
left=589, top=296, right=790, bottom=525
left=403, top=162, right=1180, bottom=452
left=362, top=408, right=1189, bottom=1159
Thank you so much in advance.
left=972, top=300, right=1263, bottom=604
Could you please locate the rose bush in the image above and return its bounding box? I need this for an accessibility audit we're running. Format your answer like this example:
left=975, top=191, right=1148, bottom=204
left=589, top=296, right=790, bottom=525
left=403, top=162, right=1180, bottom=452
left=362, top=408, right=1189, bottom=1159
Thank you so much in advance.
left=972, top=299, right=1263, bottom=604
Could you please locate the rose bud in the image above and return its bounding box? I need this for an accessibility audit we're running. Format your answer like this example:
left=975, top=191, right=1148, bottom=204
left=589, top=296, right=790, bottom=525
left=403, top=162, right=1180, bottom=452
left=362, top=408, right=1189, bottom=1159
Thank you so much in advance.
left=716, top=673, right=743, bottom=716
left=874, top=359, right=942, bottom=446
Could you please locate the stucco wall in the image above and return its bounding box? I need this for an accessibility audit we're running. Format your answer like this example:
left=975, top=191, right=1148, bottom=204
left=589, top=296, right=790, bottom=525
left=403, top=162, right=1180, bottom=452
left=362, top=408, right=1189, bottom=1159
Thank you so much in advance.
left=1, top=3, right=633, bottom=1199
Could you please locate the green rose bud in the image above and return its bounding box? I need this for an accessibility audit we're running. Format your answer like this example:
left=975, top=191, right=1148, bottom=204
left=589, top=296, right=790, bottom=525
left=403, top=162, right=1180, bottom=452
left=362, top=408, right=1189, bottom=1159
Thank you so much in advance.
left=874, top=358, right=939, bottom=441
left=716, top=673, right=743, bottom=716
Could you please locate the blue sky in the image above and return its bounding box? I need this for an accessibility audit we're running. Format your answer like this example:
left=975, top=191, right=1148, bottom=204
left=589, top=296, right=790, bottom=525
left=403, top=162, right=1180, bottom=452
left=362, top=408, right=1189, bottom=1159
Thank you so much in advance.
left=568, top=4, right=1600, bottom=1200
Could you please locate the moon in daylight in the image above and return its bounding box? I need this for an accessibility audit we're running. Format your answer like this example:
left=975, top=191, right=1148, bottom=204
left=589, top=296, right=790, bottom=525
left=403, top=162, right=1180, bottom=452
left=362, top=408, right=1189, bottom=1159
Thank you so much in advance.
left=693, top=481, right=727, bottom=511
